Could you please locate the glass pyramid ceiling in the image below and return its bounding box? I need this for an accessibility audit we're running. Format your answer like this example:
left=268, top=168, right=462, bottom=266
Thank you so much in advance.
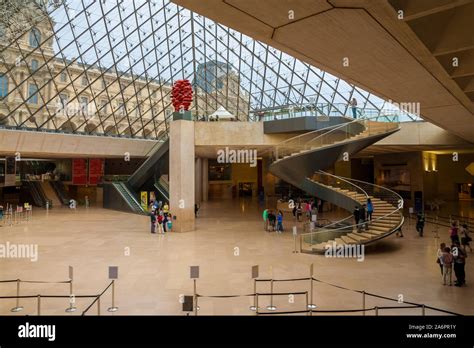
left=0, top=0, right=415, bottom=140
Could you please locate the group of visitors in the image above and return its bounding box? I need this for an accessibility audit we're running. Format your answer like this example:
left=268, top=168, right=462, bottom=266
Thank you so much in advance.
left=149, top=200, right=172, bottom=234
left=435, top=221, right=471, bottom=287
left=263, top=209, right=284, bottom=233
left=292, top=199, right=320, bottom=222
left=353, top=198, right=374, bottom=232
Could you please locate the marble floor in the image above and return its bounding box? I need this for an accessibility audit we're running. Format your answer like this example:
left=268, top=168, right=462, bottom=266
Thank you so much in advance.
left=0, top=198, right=473, bottom=316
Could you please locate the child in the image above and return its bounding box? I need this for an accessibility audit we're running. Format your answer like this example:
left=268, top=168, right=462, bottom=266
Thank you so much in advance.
left=436, top=242, right=446, bottom=276
left=442, top=247, right=453, bottom=286
left=157, top=212, right=164, bottom=234
left=166, top=214, right=173, bottom=232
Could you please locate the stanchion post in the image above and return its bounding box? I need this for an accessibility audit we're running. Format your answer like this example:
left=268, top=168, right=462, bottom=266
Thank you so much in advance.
left=362, top=291, right=366, bottom=316
left=308, top=264, right=316, bottom=309
left=256, top=293, right=259, bottom=316
left=37, top=295, right=41, bottom=316
left=193, top=279, right=198, bottom=316
left=375, top=306, right=379, bottom=316
left=422, top=304, right=425, bottom=316
left=37, top=295, right=41, bottom=315
left=107, top=280, right=119, bottom=312
left=266, top=267, right=277, bottom=311
left=250, top=265, right=259, bottom=312
left=66, top=266, right=77, bottom=312
left=11, top=279, right=23, bottom=312
left=190, top=266, right=200, bottom=315
left=97, top=296, right=101, bottom=316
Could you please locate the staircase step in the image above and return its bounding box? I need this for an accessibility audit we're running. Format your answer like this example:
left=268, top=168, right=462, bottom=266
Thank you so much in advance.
left=341, top=235, right=357, bottom=244
left=365, top=229, right=386, bottom=236
left=368, top=225, right=391, bottom=232
left=334, top=238, right=347, bottom=245
left=359, top=232, right=376, bottom=239
left=347, top=233, right=369, bottom=242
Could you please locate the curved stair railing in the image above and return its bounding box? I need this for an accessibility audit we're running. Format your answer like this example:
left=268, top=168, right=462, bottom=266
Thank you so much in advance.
left=300, top=171, right=405, bottom=253
left=274, top=115, right=400, bottom=162
left=268, top=115, right=403, bottom=254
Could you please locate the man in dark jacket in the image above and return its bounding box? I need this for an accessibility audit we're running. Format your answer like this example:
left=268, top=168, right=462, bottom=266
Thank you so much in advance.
left=353, top=206, right=360, bottom=231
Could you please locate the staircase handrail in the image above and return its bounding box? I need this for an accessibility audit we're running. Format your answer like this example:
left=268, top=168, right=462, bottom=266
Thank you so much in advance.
left=300, top=172, right=404, bottom=245
left=274, top=115, right=399, bottom=160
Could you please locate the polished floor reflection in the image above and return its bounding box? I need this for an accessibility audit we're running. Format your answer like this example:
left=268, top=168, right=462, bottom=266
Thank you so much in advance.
left=0, top=198, right=473, bottom=315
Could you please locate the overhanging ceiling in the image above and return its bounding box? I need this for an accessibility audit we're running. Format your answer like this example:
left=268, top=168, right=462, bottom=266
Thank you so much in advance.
left=172, top=0, right=474, bottom=142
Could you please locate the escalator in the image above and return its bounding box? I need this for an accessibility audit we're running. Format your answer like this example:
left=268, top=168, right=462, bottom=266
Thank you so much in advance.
left=23, top=181, right=52, bottom=208
left=269, top=116, right=404, bottom=252
left=104, top=138, right=169, bottom=214
left=111, top=182, right=147, bottom=214
left=153, top=175, right=169, bottom=202
left=50, top=180, right=70, bottom=205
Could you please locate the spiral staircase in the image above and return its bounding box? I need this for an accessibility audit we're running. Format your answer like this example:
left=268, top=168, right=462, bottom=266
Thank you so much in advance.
left=269, top=116, right=405, bottom=254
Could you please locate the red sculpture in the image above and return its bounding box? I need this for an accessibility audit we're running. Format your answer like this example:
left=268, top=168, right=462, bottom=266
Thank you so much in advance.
left=171, top=79, right=193, bottom=112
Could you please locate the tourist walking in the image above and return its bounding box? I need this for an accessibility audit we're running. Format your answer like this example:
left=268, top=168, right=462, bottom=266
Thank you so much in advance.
left=366, top=198, right=374, bottom=221
left=416, top=212, right=425, bottom=237
left=461, top=223, right=472, bottom=252
left=442, top=247, right=453, bottom=286
left=350, top=97, right=358, bottom=118
left=353, top=206, right=360, bottom=230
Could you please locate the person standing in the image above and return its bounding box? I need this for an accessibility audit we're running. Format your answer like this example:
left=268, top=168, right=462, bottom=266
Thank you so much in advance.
left=450, top=222, right=460, bottom=244
left=359, top=204, right=368, bottom=231
left=366, top=198, right=374, bottom=221
left=149, top=210, right=157, bottom=234
left=436, top=242, right=446, bottom=276
left=163, top=202, right=169, bottom=216
left=453, top=242, right=466, bottom=287
left=263, top=208, right=269, bottom=231
left=276, top=210, right=283, bottom=233
left=461, top=224, right=472, bottom=252
left=353, top=206, right=360, bottom=231
left=442, top=247, right=453, bottom=286
left=157, top=212, right=164, bottom=234
left=416, top=212, right=425, bottom=237
left=350, top=97, right=358, bottom=119
left=162, top=213, right=168, bottom=233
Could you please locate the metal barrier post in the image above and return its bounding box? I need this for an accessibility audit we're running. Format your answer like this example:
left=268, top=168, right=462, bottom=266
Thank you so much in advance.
left=375, top=306, right=379, bottom=316
left=250, top=279, right=257, bottom=311
left=308, top=265, right=316, bottom=309
left=97, top=296, right=101, bottom=315
left=65, top=280, right=77, bottom=312
left=37, top=295, right=41, bottom=315
left=255, top=293, right=259, bottom=315
left=193, top=279, right=198, bottom=316
left=422, top=304, right=425, bottom=316
left=11, top=279, right=23, bottom=312
left=266, top=279, right=277, bottom=311
left=362, top=291, right=365, bottom=316
left=107, top=280, right=119, bottom=312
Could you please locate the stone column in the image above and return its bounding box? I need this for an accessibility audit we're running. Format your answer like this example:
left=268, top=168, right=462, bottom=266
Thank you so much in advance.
left=202, top=158, right=209, bottom=202
left=169, top=120, right=195, bottom=232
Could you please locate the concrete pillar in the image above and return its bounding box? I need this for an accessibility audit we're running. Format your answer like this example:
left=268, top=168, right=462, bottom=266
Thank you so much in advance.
left=195, top=157, right=202, bottom=203
left=202, top=158, right=209, bottom=202
left=169, top=120, right=195, bottom=232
